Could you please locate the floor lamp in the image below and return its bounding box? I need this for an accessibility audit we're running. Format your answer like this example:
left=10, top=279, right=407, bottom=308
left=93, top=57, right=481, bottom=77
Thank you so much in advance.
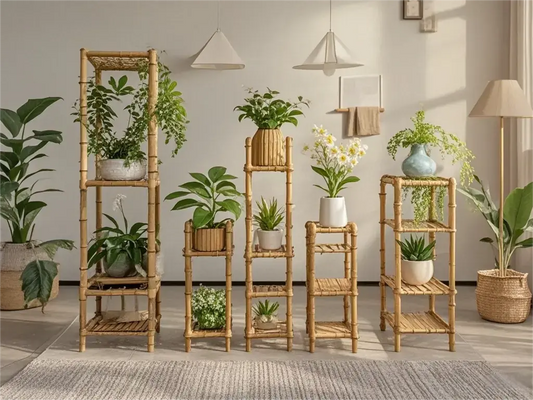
left=469, top=80, right=533, bottom=276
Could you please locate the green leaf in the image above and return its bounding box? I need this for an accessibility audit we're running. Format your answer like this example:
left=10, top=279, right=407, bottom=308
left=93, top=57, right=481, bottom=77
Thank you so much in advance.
left=129, top=222, right=148, bottom=236
left=0, top=109, right=22, bottom=137
left=208, top=166, right=227, bottom=183
left=480, top=237, right=494, bottom=243
left=517, top=238, right=533, bottom=248
left=16, top=97, right=62, bottom=125
left=179, top=182, right=210, bottom=198
left=171, top=198, right=205, bottom=211
left=39, top=239, right=75, bottom=259
left=20, top=141, right=47, bottom=162
left=218, top=188, right=242, bottom=197
left=504, top=182, right=533, bottom=235
left=311, top=166, right=328, bottom=178
left=339, top=176, right=360, bottom=186
left=217, top=199, right=242, bottom=220
left=118, top=75, right=128, bottom=90
left=31, top=130, right=63, bottom=144
left=216, top=181, right=236, bottom=191
left=164, top=191, right=189, bottom=200
left=219, top=174, right=238, bottom=181
left=0, top=151, right=19, bottom=169
left=21, top=259, right=58, bottom=310
left=0, top=181, right=19, bottom=201
left=189, top=172, right=211, bottom=186
left=103, top=213, right=120, bottom=230
left=192, top=207, right=213, bottom=229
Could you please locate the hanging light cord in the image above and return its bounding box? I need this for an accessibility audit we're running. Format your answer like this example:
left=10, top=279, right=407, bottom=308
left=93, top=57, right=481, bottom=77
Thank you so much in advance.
left=329, top=0, right=332, bottom=32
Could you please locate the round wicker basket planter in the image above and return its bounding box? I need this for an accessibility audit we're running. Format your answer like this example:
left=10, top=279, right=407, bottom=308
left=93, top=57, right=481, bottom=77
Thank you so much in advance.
left=193, top=228, right=226, bottom=252
left=251, top=128, right=285, bottom=166
left=476, top=269, right=532, bottom=323
left=0, top=242, right=59, bottom=310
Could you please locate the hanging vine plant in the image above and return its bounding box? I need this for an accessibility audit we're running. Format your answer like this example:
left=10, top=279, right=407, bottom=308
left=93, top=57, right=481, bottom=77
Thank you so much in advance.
left=402, top=177, right=447, bottom=224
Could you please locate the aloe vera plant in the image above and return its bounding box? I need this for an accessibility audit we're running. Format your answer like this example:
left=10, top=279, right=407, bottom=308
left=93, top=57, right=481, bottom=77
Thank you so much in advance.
left=396, top=235, right=435, bottom=261
left=253, top=299, right=280, bottom=317
left=253, top=197, right=284, bottom=231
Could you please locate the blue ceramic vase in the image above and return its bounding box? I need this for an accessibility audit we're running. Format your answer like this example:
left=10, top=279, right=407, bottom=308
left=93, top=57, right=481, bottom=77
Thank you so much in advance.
left=401, top=144, right=436, bottom=177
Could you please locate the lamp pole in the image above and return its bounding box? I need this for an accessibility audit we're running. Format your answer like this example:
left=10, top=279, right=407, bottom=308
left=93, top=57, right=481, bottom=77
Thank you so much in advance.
left=499, top=116, right=504, bottom=277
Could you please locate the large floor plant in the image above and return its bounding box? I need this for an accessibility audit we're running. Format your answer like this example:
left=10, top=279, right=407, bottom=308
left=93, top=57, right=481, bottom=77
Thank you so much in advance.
left=1, top=98, right=74, bottom=309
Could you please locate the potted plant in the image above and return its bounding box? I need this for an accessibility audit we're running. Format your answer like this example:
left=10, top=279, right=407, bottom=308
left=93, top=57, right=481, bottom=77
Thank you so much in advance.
left=73, top=60, right=188, bottom=180
left=87, top=195, right=162, bottom=278
left=0, top=98, right=75, bottom=310
left=165, top=166, right=243, bottom=252
left=396, top=235, right=436, bottom=285
left=253, top=197, right=284, bottom=250
left=191, top=286, right=226, bottom=330
left=303, top=125, right=367, bottom=227
left=234, top=87, right=309, bottom=166
left=253, top=300, right=280, bottom=330
left=458, top=176, right=532, bottom=323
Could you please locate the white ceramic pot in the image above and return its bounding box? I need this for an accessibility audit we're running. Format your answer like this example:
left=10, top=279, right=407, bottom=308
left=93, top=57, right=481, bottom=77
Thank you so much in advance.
left=401, top=260, right=434, bottom=285
left=319, top=197, right=348, bottom=228
left=256, top=229, right=283, bottom=250
left=254, top=315, right=278, bottom=330
left=99, top=159, right=146, bottom=181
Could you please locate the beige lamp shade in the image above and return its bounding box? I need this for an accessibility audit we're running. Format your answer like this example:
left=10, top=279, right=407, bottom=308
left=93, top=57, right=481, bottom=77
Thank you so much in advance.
left=191, top=30, right=245, bottom=70
left=470, top=80, right=533, bottom=118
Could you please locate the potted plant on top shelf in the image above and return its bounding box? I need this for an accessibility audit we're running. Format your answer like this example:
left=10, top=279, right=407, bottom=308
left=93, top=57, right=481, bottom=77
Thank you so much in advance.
left=387, top=109, right=475, bottom=224
left=303, top=125, right=368, bottom=228
left=0, top=97, right=75, bottom=310
left=253, top=197, right=284, bottom=251
left=234, top=87, right=309, bottom=167
left=73, top=59, right=188, bottom=181
left=165, top=166, right=243, bottom=252
left=459, top=176, right=532, bottom=323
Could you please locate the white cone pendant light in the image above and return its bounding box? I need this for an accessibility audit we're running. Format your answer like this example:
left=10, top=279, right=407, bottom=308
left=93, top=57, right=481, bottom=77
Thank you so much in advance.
left=191, top=2, right=244, bottom=70
left=293, top=0, right=363, bottom=75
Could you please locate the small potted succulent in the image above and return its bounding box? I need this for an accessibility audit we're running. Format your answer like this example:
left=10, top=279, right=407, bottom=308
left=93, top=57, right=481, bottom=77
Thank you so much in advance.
left=0, top=97, right=75, bottom=310
left=87, top=195, right=162, bottom=278
left=73, top=60, right=188, bottom=181
left=234, top=87, right=309, bottom=166
left=253, top=300, right=280, bottom=330
left=165, top=166, right=243, bottom=252
left=192, top=286, right=226, bottom=330
left=303, top=125, right=367, bottom=227
left=253, top=197, right=284, bottom=250
left=396, top=235, right=436, bottom=285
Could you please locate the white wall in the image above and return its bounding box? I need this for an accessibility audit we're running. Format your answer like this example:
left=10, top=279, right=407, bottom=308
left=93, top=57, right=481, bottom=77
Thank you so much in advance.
left=1, top=1, right=509, bottom=282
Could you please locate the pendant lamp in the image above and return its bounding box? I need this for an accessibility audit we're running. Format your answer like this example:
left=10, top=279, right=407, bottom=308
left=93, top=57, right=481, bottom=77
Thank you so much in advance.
left=293, top=0, right=363, bottom=76
left=191, top=1, right=244, bottom=70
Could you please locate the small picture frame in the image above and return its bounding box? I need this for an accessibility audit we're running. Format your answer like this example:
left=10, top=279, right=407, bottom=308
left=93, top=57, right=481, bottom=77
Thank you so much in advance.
left=339, top=75, right=383, bottom=109
left=403, top=0, right=423, bottom=20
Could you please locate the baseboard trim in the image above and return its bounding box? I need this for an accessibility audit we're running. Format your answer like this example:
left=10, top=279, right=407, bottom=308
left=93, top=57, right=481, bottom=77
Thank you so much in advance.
left=60, top=280, right=477, bottom=287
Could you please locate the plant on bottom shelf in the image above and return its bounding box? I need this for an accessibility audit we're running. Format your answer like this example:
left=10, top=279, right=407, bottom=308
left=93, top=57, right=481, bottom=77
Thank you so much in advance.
left=0, top=97, right=75, bottom=310
left=87, top=195, right=160, bottom=278
left=387, top=110, right=475, bottom=224
left=303, top=125, right=367, bottom=228
left=192, top=286, right=226, bottom=330
left=396, top=235, right=436, bottom=285
left=253, top=197, right=284, bottom=250
left=253, top=300, right=279, bottom=330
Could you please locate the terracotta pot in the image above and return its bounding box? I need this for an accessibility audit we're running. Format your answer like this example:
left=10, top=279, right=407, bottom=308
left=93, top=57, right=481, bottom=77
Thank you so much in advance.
left=251, top=128, right=285, bottom=166
left=193, top=228, right=226, bottom=252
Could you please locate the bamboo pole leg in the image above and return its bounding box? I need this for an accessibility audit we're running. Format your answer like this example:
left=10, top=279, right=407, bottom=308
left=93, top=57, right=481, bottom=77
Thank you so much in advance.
left=307, top=222, right=316, bottom=353
left=305, top=222, right=311, bottom=334
left=184, top=221, right=193, bottom=353
left=285, top=137, right=293, bottom=352
left=394, top=178, right=403, bottom=352
left=448, top=178, right=457, bottom=352
left=156, top=287, right=161, bottom=333
left=350, top=222, right=358, bottom=353
left=244, top=138, right=253, bottom=353
left=379, top=180, right=387, bottom=331
left=225, top=221, right=233, bottom=353
left=343, top=231, right=349, bottom=325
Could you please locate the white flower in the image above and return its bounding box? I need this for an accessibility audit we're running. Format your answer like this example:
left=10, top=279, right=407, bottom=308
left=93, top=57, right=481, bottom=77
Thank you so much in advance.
left=350, top=157, right=359, bottom=167
left=328, top=146, right=340, bottom=157
left=313, top=124, right=328, bottom=136
left=323, top=134, right=336, bottom=147
left=113, top=194, right=127, bottom=211
left=337, top=153, right=349, bottom=165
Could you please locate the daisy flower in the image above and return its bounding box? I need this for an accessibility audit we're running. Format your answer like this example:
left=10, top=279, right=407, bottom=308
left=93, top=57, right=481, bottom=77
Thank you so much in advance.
left=324, top=134, right=336, bottom=147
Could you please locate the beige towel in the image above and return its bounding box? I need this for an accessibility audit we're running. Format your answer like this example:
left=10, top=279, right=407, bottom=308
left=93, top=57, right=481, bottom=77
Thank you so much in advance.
left=347, top=106, right=381, bottom=136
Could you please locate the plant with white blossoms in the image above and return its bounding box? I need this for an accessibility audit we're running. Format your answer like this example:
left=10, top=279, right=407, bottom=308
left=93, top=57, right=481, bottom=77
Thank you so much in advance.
left=192, top=286, right=226, bottom=330
left=303, top=125, right=368, bottom=198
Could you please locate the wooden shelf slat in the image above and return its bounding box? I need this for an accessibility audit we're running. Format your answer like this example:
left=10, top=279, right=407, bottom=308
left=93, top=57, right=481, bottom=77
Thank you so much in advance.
left=335, top=107, right=384, bottom=113
left=251, top=244, right=293, bottom=259
left=382, top=311, right=450, bottom=333
left=250, top=285, right=289, bottom=298
left=84, top=315, right=161, bottom=336
left=311, top=278, right=353, bottom=296
left=380, top=175, right=452, bottom=187
left=384, top=219, right=453, bottom=232
left=85, top=179, right=161, bottom=188
left=248, top=321, right=290, bottom=338
left=314, top=321, right=353, bottom=338
left=381, top=275, right=452, bottom=295
left=244, top=165, right=292, bottom=173
left=314, top=243, right=352, bottom=254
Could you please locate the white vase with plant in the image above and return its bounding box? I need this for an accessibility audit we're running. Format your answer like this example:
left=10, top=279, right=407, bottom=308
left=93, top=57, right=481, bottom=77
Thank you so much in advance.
left=303, top=125, right=367, bottom=228
left=253, top=197, right=284, bottom=250
left=253, top=300, right=279, bottom=330
left=397, top=235, right=436, bottom=285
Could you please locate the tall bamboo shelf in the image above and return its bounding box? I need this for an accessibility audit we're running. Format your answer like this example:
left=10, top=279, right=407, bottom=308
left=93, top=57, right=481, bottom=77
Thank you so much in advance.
left=183, top=220, right=233, bottom=352
left=244, top=137, right=294, bottom=352
left=79, top=49, right=162, bottom=352
left=379, top=175, right=456, bottom=352
left=305, top=222, right=358, bottom=353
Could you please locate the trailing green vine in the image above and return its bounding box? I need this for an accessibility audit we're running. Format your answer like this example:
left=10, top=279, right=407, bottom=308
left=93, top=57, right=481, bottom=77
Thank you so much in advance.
left=402, top=177, right=447, bottom=224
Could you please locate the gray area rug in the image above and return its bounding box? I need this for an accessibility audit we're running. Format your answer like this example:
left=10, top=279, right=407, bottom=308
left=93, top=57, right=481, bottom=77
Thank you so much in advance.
left=1, top=359, right=530, bottom=400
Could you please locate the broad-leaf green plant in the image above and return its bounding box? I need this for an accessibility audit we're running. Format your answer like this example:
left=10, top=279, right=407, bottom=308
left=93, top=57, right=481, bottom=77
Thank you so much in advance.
left=253, top=197, right=284, bottom=231
left=396, top=235, right=436, bottom=261
left=1, top=97, right=75, bottom=309
left=165, top=166, right=243, bottom=229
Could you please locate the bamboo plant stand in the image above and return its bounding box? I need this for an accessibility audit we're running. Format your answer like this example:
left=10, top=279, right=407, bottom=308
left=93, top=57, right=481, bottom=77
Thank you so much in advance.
left=78, top=50, right=162, bottom=353
left=183, top=220, right=233, bottom=352
left=379, top=175, right=457, bottom=352
left=305, top=222, right=358, bottom=353
left=244, top=137, right=294, bottom=352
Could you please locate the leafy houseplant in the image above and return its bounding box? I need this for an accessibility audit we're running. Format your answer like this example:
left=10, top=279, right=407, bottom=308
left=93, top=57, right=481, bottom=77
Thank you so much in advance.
left=458, top=176, right=532, bottom=324
left=165, top=166, right=243, bottom=251
left=253, top=300, right=280, bottom=330
left=0, top=98, right=75, bottom=310
left=387, top=110, right=475, bottom=224
left=253, top=197, right=284, bottom=250
left=396, top=235, right=436, bottom=285
left=303, top=125, right=367, bottom=228
left=72, top=58, right=188, bottom=180
left=234, top=87, right=310, bottom=167
left=87, top=195, right=158, bottom=278
left=192, top=286, right=226, bottom=330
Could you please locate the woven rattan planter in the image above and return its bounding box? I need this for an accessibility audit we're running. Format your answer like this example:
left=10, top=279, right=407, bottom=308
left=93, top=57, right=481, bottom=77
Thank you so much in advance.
left=251, top=128, right=285, bottom=166
left=0, top=242, right=59, bottom=310
left=476, top=269, right=532, bottom=323
left=193, top=228, right=226, bottom=252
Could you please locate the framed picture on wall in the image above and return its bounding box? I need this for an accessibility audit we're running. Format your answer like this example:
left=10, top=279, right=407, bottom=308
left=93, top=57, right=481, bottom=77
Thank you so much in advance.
left=339, top=75, right=382, bottom=109
left=403, top=0, right=423, bottom=20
